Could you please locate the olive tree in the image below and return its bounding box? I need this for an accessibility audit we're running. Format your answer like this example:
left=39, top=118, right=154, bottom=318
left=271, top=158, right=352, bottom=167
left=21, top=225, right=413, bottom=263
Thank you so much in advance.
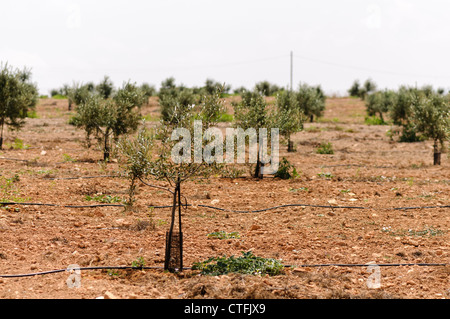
left=117, top=86, right=226, bottom=272
left=157, top=78, right=198, bottom=124
left=348, top=80, right=361, bottom=98
left=254, top=81, right=283, bottom=96
left=411, top=93, right=449, bottom=165
left=0, top=63, right=38, bottom=149
left=72, top=81, right=146, bottom=160
left=273, top=90, right=304, bottom=152
left=95, top=75, right=115, bottom=99
left=388, top=86, right=424, bottom=142
left=233, top=89, right=278, bottom=178
left=140, top=83, right=156, bottom=105
left=359, top=78, right=377, bottom=100
left=202, top=78, right=231, bottom=96
left=295, top=83, right=326, bottom=122
left=365, top=89, right=396, bottom=124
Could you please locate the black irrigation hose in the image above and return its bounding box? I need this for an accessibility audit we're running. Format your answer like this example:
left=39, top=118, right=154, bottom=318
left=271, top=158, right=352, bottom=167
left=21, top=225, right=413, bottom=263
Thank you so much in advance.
left=0, top=202, right=124, bottom=208
left=294, top=263, right=449, bottom=268
left=42, top=175, right=122, bottom=180
left=0, top=201, right=449, bottom=212
left=1, top=262, right=449, bottom=279
left=0, top=266, right=166, bottom=278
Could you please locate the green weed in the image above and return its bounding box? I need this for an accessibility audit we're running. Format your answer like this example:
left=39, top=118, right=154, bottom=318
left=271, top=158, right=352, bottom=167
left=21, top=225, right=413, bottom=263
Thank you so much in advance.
left=192, top=251, right=284, bottom=276
left=85, top=194, right=123, bottom=203
left=207, top=231, right=240, bottom=239
left=316, top=142, right=334, bottom=154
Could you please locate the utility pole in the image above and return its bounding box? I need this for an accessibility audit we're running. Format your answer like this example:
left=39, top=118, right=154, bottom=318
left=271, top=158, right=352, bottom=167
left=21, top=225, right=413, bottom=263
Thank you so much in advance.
left=290, top=51, right=293, bottom=92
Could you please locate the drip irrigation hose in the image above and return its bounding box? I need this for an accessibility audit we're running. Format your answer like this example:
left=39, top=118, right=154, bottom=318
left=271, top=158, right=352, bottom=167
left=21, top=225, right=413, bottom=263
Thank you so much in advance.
left=0, top=266, right=165, bottom=278
left=1, top=262, right=448, bottom=279
left=42, top=175, right=122, bottom=180
left=0, top=201, right=449, bottom=212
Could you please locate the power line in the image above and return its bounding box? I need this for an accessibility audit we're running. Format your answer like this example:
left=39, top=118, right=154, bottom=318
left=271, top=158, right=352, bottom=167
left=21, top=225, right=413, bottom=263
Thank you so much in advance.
left=293, top=54, right=450, bottom=79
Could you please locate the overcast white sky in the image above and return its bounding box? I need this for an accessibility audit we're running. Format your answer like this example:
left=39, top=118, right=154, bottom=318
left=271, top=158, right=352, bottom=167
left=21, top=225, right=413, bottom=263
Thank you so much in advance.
left=1, top=0, right=449, bottom=95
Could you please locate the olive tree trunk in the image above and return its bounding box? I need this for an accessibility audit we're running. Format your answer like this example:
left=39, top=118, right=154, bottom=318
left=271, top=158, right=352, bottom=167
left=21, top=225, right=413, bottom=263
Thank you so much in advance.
left=433, top=140, right=441, bottom=165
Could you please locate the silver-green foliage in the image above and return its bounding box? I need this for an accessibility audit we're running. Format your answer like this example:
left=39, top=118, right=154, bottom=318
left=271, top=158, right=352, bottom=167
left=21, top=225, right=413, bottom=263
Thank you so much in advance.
left=273, top=90, right=304, bottom=149
left=295, top=83, right=326, bottom=122
left=411, top=92, right=449, bottom=160
left=72, top=81, right=146, bottom=160
left=0, top=63, right=38, bottom=149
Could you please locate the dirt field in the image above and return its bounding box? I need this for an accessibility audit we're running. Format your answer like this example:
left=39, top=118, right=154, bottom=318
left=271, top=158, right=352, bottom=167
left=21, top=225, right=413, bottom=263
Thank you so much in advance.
left=0, top=96, right=448, bottom=300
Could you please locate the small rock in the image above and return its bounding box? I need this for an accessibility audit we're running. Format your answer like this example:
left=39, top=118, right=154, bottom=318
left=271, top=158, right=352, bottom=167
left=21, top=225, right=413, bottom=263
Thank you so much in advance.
left=104, top=291, right=117, bottom=299
left=327, top=211, right=336, bottom=217
left=115, top=219, right=131, bottom=227
left=292, top=267, right=308, bottom=273
left=249, top=224, right=261, bottom=231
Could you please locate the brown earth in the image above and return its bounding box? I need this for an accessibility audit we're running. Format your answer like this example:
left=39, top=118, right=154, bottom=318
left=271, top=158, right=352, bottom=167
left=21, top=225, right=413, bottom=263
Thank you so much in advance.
left=0, top=96, right=448, bottom=299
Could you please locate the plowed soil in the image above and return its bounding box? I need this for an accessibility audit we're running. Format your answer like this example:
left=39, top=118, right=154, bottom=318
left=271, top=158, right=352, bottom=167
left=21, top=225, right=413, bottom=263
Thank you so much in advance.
left=0, top=96, right=448, bottom=299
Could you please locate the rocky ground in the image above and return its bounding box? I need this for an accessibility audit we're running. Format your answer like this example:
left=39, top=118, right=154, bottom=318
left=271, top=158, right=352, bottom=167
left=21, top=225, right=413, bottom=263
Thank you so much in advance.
left=0, top=96, right=448, bottom=299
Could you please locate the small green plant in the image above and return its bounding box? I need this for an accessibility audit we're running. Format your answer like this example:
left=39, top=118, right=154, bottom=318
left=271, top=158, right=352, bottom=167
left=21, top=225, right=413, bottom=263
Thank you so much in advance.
left=0, top=174, right=29, bottom=202
left=364, top=115, right=385, bottom=125
left=107, top=270, right=120, bottom=277
left=141, top=113, right=159, bottom=122
left=274, top=157, right=299, bottom=179
left=305, top=126, right=321, bottom=132
left=131, top=256, right=146, bottom=268
left=26, top=110, right=39, bottom=118
left=207, top=231, right=241, bottom=239
left=6, top=138, right=30, bottom=150
left=52, top=94, right=67, bottom=99
left=220, top=166, right=244, bottom=179
left=381, top=226, right=444, bottom=237
left=218, top=113, right=234, bottom=122
left=62, top=153, right=76, bottom=162
left=289, top=187, right=309, bottom=192
left=316, top=142, right=334, bottom=154
left=192, top=251, right=284, bottom=276
left=85, top=194, right=123, bottom=203
left=317, top=172, right=334, bottom=179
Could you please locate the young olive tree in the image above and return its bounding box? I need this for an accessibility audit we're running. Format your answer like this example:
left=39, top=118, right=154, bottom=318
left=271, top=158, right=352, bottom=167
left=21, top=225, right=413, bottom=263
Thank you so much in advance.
left=158, top=78, right=198, bottom=124
left=72, top=81, right=146, bottom=160
left=116, top=123, right=154, bottom=206
left=359, top=78, right=377, bottom=100
left=233, top=89, right=279, bottom=179
left=202, top=78, right=231, bottom=96
left=348, top=80, right=361, bottom=98
left=0, top=63, right=38, bottom=149
left=388, top=86, right=424, bottom=142
left=95, top=75, right=115, bottom=99
left=254, top=81, right=283, bottom=97
left=295, top=83, right=326, bottom=122
left=118, top=86, right=226, bottom=272
left=273, top=90, right=304, bottom=152
left=140, top=83, right=156, bottom=105
left=365, top=89, right=396, bottom=124
left=411, top=93, right=449, bottom=165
